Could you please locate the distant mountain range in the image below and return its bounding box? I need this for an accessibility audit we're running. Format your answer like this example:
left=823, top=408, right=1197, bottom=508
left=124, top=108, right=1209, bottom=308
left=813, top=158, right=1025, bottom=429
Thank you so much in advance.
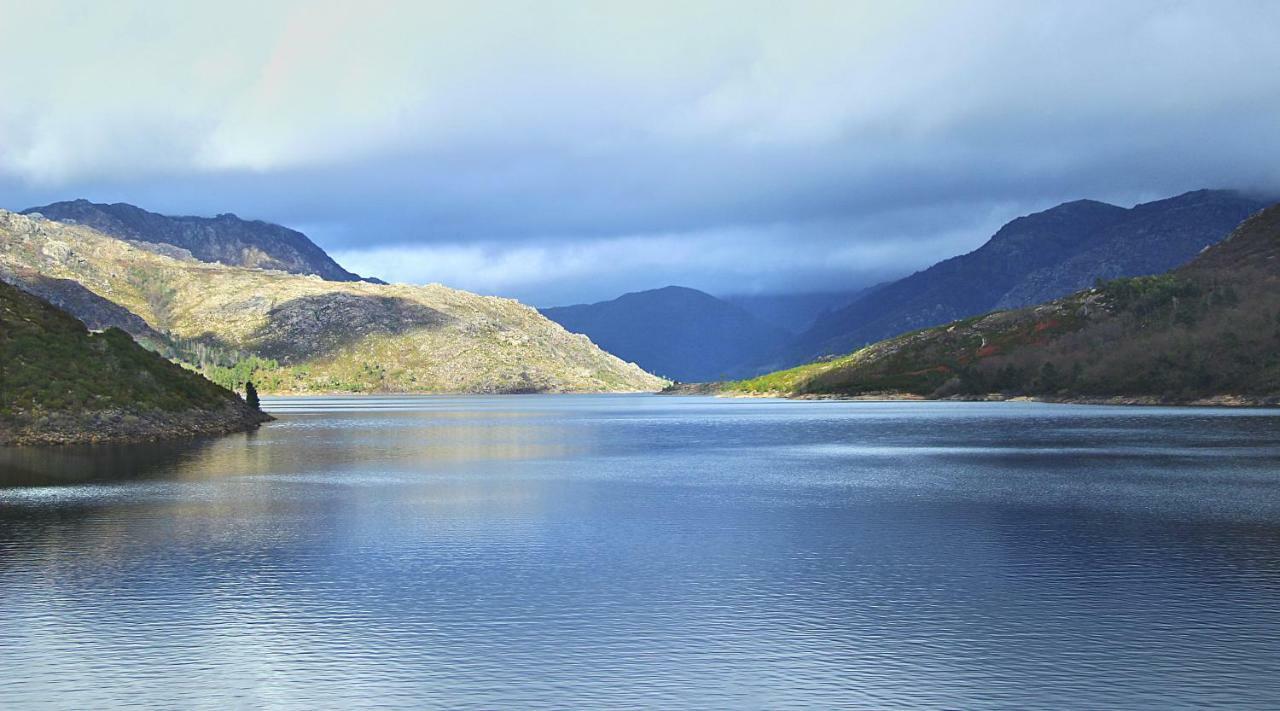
left=722, top=290, right=869, bottom=334
left=0, top=209, right=664, bottom=395
left=546, top=189, right=1268, bottom=382
left=22, top=199, right=381, bottom=283
left=9, top=188, right=1271, bottom=401
left=0, top=279, right=269, bottom=445
left=717, top=201, right=1280, bottom=405
left=541, top=286, right=790, bottom=382
left=785, top=189, right=1269, bottom=363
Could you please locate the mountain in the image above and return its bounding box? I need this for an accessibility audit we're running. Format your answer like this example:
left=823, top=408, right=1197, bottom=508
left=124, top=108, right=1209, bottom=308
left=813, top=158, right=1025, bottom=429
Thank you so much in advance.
left=0, top=210, right=665, bottom=394
left=722, top=289, right=869, bottom=334
left=21, top=199, right=378, bottom=283
left=541, top=286, right=791, bottom=382
left=0, top=280, right=270, bottom=445
left=718, top=202, right=1280, bottom=405
left=787, top=190, right=1269, bottom=363
left=0, top=266, right=167, bottom=347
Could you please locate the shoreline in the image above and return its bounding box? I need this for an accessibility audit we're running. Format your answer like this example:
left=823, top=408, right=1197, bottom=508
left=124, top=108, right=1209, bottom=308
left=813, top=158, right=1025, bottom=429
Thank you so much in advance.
left=255, top=388, right=664, bottom=397
left=660, top=384, right=1279, bottom=408
left=1, top=403, right=274, bottom=447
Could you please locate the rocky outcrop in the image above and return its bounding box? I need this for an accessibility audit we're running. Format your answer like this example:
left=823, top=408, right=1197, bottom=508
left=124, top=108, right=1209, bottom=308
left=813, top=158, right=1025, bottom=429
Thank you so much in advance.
left=4, top=402, right=272, bottom=446
left=22, top=199, right=376, bottom=283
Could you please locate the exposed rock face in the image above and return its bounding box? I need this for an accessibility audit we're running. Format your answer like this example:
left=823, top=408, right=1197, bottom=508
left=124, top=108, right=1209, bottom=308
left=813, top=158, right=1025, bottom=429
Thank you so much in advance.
left=787, top=190, right=1269, bottom=364
left=22, top=199, right=375, bottom=283
left=0, top=280, right=270, bottom=446
left=541, top=286, right=791, bottom=382
left=0, top=210, right=666, bottom=394
left=252, top=292, right=454, bottom=362
left=0, top=266, right=166, bottom=345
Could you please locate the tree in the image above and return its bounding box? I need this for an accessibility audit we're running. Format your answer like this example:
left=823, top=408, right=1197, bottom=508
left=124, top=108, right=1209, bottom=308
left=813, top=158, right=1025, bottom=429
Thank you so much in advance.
left=245, top=380, right=261, bottom=410
left=1037, top=362, right=1060, bottom=393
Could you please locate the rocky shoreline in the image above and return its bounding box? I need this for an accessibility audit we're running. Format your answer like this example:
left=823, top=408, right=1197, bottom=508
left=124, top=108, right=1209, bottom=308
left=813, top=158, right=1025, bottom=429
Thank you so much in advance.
left=661, top=383, right=1279, bottom=407
left=1, top=402, right=273, bottom=447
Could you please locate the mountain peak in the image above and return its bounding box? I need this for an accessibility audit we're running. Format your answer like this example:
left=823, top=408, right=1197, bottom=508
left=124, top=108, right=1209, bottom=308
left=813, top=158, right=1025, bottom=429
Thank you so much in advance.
left=728, top=198, right=1280, bottom=404
left=618, top=285, right=720, bottom=303
left=786, top=189, right=1270, bottom=363
left=989, top=199, right=1125, bottom=238
left=541, top=285, right=789, bottom=381
left=21, top=199, right=373, bottom=283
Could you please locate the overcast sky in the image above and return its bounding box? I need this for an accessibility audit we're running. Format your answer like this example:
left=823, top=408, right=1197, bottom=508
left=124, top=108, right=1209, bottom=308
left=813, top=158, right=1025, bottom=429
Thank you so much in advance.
left=2, top=1, right=1278, bottom=305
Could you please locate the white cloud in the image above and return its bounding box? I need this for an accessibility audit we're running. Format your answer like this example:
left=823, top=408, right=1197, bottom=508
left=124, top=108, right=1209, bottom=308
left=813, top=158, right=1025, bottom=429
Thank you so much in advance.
left=6, top=1, right=1276, bottom=182
left=2, top=0, right=1278, bottom=301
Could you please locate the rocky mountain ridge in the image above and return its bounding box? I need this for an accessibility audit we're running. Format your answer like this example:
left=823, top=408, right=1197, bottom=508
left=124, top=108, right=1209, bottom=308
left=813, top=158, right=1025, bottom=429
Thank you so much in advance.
left=719, top=202, right=1280, bottom=404
left=22, top=199, right=378, bottom=283
left=785, top=189, right=1269, bottom=364
left=0, top=210, right=665, bottom=394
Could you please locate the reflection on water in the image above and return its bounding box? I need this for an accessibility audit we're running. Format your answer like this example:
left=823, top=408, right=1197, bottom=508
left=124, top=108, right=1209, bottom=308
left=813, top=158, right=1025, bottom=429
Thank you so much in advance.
left=2, top=396, right=1280, bottom=709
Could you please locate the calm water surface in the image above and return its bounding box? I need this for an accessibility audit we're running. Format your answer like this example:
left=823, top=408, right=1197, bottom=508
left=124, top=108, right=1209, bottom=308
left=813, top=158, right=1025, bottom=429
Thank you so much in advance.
left=2, top=396, right=1280, bottom=709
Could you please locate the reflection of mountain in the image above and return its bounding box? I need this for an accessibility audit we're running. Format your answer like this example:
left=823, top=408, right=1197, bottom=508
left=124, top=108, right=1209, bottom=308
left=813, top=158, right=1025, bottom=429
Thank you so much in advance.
left=4, top=397, right=1280, bottom=709
left=0, top=436, right=222, bottom=488
left=0, top=399, right=593, bottom=563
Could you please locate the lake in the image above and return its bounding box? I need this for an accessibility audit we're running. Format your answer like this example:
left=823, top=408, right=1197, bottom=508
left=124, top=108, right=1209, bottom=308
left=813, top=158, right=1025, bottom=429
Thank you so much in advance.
left=2, top=396, right=1279, bottom=709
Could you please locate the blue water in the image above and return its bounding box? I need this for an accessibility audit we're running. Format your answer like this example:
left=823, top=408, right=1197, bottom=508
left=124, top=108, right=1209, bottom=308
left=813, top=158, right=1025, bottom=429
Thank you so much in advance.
left=2, top=396, right=1279, bottom=709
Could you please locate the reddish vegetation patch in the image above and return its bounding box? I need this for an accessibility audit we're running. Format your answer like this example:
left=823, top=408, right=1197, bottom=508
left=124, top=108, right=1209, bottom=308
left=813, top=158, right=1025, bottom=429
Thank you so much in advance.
left=976, top=344, right=1000, bottom=358
left=901, top=364, right=952, bottom=376
left=1034, top=319, right=1059, bottom=333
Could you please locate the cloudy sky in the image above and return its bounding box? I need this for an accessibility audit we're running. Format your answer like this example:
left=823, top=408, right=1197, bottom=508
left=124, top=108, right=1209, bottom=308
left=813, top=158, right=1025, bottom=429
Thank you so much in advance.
left=2, top=1, right=1278, bottom=305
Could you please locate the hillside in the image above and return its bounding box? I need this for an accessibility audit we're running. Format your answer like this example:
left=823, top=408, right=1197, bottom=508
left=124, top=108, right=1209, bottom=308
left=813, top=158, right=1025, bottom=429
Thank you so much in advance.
left=0, top=281, right=269, bottom=445
left=720, top=203, right=1280, bottom=404
left=722, top=289, right=869, bottom=335
left=0, top=266, right=167, bottom=347
left=22, top=199, right=376, bottom=283
left=0, top=211, right=665, bottom=395
left=541, top=286, right=790, bottom=382
left=786, top=190, right=1268, bottom=364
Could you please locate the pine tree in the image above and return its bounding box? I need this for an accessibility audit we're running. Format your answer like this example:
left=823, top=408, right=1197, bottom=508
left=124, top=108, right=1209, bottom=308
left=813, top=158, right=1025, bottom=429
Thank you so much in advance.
left=245, top=380, right=261, bottom=410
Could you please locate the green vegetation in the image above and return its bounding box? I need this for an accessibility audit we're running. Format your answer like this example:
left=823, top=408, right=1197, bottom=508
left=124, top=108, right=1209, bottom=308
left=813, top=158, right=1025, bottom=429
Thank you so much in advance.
left=0, top=281, right=267, bottom=444
left=0, top=281, right=236, bottom=415
left=127, top=266, right=178, bottom=332
left=723, top=205, right=1280, bottom=404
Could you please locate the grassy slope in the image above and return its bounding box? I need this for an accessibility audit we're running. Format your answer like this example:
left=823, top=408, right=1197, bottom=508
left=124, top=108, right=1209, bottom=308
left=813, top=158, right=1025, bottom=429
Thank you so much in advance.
left=726, top=204, right=1280, bottom=403
left=0, top=281, right=266, bottom=444
left=0, top=211, right=666, bottom=394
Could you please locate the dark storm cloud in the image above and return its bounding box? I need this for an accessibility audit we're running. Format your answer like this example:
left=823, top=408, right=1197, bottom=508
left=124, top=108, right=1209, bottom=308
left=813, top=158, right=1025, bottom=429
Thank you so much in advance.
left=3, top=1, right=1278, bottom=303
